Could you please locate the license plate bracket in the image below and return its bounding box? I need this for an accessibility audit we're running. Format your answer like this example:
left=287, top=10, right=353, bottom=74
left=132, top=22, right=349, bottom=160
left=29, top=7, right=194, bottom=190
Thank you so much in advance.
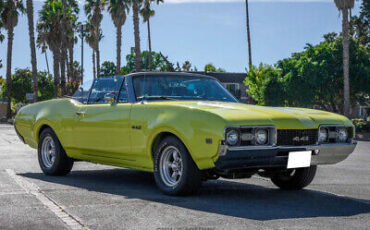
left=287, top=151, right=312, bottom=169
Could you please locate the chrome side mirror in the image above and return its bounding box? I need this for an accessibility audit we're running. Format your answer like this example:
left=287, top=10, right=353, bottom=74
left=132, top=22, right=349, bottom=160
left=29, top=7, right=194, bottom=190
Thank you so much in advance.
left=104, top=93, right=116, bottom=104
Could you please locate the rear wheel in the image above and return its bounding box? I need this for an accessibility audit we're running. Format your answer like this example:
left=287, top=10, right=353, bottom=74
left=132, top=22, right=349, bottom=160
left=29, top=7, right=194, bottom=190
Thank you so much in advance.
left=153, top=136, right=202, bottom=196
left=38, top=128, right=74, bottom=176
left=271, top=166, right=317, bottom=190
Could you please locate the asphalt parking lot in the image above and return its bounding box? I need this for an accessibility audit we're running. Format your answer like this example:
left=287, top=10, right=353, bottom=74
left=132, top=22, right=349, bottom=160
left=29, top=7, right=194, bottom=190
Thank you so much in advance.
left=0, top=124, right=369, bottom=230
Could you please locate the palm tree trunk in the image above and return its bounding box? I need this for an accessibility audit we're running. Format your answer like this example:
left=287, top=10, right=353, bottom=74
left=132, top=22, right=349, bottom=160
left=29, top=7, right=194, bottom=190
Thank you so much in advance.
left=60, top=0, right=67, bottom=96
left=45, top=51, right=50, bottom=76
left=342, top=8, right=350, bottom=117
left=147, top=18, right=153, bottom=71
left=92, top=50, right=96, bottom=79
left=52, top=49, right=60, bottom=97
left=66, top=52, right=70, bottom=86
left=245, top=0, right=252, bottom=71
left=6, top=27, right=14, bottom=119
left=96, top=42, right=100, bottom=78
left=26, top=0, right=38, bottom=102
left=68, top=43, right=74, bottom=84
left=116, top=25, right=122, bottom=74
left=133, top=2, right=141, bottom=72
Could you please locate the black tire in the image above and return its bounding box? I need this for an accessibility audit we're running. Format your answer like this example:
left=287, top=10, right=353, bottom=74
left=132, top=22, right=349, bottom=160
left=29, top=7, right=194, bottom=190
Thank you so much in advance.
left=153, top=136, right=202, bottom=196
left=271, top=166, right=317, bottom=190
left=38, top=128, right=74, bottom=176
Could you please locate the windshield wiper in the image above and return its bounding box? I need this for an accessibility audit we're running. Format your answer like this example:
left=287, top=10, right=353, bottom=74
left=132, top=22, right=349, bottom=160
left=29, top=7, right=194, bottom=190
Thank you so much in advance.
left=138, top=96, right=177, bottom=101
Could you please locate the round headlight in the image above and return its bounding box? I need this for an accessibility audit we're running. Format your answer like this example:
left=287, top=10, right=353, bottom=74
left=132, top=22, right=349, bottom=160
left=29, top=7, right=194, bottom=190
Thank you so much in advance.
left=226, top=130, right=239, bottom=146
left=255, top=129, right=268, bottom=145
left=336, top=128, right=348, bottom=142
left=319, top=128, right=328, bottom=143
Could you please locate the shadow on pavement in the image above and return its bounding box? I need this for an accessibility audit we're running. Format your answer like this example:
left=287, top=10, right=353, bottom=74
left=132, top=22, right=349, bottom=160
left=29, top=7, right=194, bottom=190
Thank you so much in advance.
left=21, top=168, right=370, bottom=221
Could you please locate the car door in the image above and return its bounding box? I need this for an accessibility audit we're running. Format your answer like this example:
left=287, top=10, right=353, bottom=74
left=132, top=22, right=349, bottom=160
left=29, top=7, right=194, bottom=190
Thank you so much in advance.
left=72, top=76, right=132, bottom=160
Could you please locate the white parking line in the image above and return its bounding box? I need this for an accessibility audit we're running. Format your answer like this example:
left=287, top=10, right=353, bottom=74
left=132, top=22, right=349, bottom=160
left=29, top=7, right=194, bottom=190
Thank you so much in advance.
left=5, top=169, right=89, bottom=230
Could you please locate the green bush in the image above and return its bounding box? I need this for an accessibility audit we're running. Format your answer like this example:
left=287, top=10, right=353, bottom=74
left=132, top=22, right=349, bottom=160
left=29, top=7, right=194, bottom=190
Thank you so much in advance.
left=352, top=119, right=370, bottom=132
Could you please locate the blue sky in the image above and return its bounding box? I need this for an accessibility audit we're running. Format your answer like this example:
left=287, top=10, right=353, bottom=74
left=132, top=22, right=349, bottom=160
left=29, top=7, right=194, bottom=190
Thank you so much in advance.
left=0, top=0, right=361, bottom=82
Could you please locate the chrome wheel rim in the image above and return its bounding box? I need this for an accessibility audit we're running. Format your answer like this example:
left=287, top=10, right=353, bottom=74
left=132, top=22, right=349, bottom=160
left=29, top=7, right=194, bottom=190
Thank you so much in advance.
left=41, top=135, right=56, bottom=168
left=159, top=146, right=183, bottom=187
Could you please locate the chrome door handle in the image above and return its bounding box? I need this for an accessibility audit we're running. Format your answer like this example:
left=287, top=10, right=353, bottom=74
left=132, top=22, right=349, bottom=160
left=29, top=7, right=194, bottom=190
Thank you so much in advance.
left=76, top=112, right=85, bottom=116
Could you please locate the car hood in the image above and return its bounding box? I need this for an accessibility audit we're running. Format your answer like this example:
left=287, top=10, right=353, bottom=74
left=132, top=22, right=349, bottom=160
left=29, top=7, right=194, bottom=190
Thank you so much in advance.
left=166, top=101, right=351, bottom=129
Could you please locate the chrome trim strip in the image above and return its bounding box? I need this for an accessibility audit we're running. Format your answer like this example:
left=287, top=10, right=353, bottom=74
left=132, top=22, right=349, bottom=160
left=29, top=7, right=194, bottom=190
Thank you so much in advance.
left=223, top=142, right=357, bottom=152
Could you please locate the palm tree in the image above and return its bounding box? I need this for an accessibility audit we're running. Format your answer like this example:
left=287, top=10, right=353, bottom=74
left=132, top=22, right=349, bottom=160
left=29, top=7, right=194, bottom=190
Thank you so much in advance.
left=108, top=0, right=129, bottom=74
left=140, top=0, right=162, bottom=71
left=334, top=0, right=354, bottom=117
left=60, top=0, right=68, bottom=95
left=65, top=0, right=79, bottom=87
left=132, top=0, right=142, bottom=72
left=37, top=0, right=63, bottom=97
left=0, top=0, right=25, bottom=119
left=84, top=0, right=106, bottom=78
left=245, top=0, right=252, bottom=71
left=26, top=0, right=38, bottom=102
left=85, top=23, right=103, bottom=79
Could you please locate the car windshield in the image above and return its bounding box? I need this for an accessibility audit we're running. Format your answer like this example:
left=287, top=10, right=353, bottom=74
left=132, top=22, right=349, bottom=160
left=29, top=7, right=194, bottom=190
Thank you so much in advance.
left=72, top=76, right=123, bottom=104
left=133, top=75, right=238, bottom=103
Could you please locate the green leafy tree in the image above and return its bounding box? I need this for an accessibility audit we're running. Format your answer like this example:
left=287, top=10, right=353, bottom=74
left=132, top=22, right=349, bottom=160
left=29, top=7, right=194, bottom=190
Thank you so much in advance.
left=121, top=47, right=172, bottom=74
left=204, top=63, right=226, bottom=73
left=350, top=0, right=369, bottom=46
left=245, top=33, right=370, bottom=113
left=100, top=61, right=117, bottom=76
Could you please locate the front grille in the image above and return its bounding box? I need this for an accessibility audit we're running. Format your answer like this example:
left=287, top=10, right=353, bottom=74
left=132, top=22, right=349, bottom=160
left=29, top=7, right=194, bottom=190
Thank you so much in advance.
left=277, top=129, right=318, bottom=146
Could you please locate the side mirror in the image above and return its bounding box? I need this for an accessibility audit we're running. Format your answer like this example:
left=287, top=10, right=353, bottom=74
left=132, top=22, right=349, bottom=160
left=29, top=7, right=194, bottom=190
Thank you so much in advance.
left=104, top=93, right=116, bottom=104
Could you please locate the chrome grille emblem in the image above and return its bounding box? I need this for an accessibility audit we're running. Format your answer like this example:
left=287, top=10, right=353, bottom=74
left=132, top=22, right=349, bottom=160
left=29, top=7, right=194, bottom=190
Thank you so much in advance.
left=292, top=136, right=309, bottom=142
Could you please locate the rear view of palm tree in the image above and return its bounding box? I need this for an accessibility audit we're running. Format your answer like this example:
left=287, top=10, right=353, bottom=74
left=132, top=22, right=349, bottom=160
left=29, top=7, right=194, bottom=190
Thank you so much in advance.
left=132, top=0, right=142, bottom=72
left=334, top=0, right=354, bottom=117
left=108, top=0, right=129, bottom=74
left=140, top=0, right=163, bottom=71
left=0, top=0, right=25, bottom=119
left=84, top=0, right=106, bottom=78
left=26, top=0, right=38, bottom=102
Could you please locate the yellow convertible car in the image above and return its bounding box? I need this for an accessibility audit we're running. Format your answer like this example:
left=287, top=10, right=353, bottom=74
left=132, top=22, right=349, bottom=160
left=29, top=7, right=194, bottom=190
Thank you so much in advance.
left=14, top=72, right=357, bottom=195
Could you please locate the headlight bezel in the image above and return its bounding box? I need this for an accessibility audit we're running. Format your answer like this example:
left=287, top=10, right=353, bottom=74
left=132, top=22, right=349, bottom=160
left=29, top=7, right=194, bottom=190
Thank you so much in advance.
left=318, top=125, right=353, bottom=144
left=225, top=129, right=240, bottom=146
left=224, top=126, right=275, bottom=147
left=255, top=129, right=268, bottom=145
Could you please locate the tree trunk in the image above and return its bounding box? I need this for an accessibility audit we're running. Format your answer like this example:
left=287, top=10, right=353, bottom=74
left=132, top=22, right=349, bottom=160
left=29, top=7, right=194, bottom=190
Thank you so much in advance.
left=246, top=0, right=252, bottom=71
left=116, top=24, right=122, bottom=74
left=147, top=18, right=153, bottom=71
left=60, top=0, right=67, bottom=96
left=66, top=52, right=70, bottom=87
left=92, top=50, right=96, bottom=79
left=133, top=3, right=141, bottom=72
left=52, top=49, right=60, bottom=97
left=6, top=27, right=14, bottom=119
left=26, top=0, right=38, bottom=102
left=342, top=8, right=350, bottom=117
left=68, top=43, right=74, bottom=85
left=45, top=51, right=50, bottom=76
left=96, top=41, right=100, bottom=78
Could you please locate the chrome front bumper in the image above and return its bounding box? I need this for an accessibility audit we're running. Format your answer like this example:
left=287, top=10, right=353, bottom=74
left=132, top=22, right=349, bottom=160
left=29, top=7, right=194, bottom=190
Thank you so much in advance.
left=215, top=142, right=357, bottom=170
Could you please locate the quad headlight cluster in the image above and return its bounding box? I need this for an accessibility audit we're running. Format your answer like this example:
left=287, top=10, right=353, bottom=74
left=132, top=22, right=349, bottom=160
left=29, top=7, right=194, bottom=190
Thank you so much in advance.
left=225, top=127, right=273, bottom=146
left=318, top=126, right=352, bottom=144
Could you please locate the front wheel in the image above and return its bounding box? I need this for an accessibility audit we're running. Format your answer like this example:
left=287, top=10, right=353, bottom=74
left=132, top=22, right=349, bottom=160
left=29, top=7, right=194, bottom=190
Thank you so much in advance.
left=38, top=128, right=74, bottom=176
left=271, top=166, right=317, bottom=190
left=153, top=136, right=202, bottom=196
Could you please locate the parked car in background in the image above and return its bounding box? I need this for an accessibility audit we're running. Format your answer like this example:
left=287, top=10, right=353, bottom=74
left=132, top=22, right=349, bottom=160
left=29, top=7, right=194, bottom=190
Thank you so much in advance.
left=14, top=72, right=357, bottom=195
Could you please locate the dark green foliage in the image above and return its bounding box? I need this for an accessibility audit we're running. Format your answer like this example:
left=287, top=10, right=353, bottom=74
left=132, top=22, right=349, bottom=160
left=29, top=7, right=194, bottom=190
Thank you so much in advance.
left=100, top=61, right=116, bottom=76
left=245, top=33, right=370, bottom=113
left=0, top=69, right=54, bottom=103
